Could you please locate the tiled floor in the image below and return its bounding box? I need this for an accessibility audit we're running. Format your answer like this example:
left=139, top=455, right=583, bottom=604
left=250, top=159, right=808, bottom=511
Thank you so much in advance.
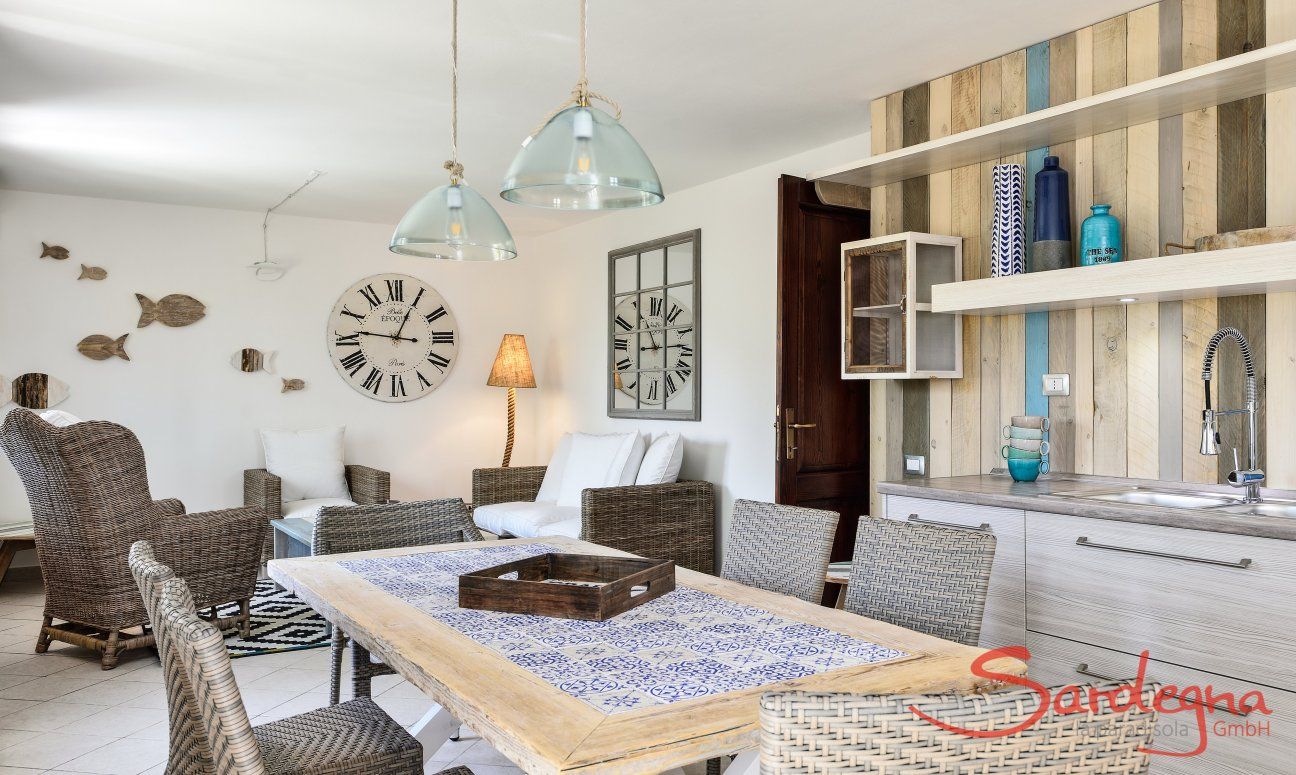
left=0, top=578, right=525, bottom=775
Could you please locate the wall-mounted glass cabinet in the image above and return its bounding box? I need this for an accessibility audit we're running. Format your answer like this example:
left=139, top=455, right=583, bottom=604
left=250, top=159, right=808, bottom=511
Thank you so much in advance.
left=841, top=232, right=963, bottom=380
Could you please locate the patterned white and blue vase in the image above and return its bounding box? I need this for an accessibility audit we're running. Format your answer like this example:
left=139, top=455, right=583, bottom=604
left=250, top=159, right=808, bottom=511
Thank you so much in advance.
left=991, top=163, right=1026, bottom=277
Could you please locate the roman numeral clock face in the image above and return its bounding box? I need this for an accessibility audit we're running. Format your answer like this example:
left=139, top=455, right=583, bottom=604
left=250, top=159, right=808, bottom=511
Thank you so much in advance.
left=613, top=294, right=694, bottom=405
left=328, top=274, right=458, bottom=402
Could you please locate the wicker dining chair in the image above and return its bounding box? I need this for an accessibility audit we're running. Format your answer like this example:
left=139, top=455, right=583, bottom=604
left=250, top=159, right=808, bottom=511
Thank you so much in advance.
left=0, top=409, right=265, bottom=669
left=140, top=543, right=469, bottom=775
left=759, top=685, right=1161, bottom=773
left=245, top=464, right=390, bottom=561
left=720, top=499, right=838, bottom=604
left=843, top=516, right=997, bottom=647
left=311, top=499, right=482, bottom=705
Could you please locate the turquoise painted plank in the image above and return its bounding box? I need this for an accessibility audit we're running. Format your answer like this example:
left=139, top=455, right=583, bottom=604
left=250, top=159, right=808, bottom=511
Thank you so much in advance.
left=1025, top=41, right=1050, bottom=421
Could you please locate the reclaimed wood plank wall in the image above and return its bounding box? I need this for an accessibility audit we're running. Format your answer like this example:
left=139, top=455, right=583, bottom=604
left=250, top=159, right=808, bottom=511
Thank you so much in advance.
left=868, top=0, right=1296, bottom=498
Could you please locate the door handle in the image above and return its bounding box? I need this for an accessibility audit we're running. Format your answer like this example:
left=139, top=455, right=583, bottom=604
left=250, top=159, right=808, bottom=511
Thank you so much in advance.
left=783, top=410, right=816, bottom=460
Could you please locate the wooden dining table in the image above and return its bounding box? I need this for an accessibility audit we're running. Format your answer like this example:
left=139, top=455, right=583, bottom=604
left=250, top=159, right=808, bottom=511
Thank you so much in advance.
left=268, top=536, right=1024, bottom=775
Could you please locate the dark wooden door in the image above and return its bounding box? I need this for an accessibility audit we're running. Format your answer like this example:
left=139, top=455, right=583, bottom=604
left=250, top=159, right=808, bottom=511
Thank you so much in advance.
left=776, top=175, right=871, bottom=564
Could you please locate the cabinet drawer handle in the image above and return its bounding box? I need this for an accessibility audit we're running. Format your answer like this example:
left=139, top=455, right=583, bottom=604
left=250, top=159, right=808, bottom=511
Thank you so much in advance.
left=1075, top=537, right=1252, bottom=569
left=1076, top=664, right=1252, bottom=717
left=908, top=515, right=991, bottom=532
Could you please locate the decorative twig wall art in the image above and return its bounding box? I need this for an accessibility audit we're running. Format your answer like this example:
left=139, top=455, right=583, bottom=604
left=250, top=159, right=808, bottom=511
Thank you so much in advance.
left=39, top=243, right=69, bottom=260
left=77, top=265, right=107, bottom=281
left=5, top=373, right=71, bottom=409
left=231, top=348, right=276, bottom=374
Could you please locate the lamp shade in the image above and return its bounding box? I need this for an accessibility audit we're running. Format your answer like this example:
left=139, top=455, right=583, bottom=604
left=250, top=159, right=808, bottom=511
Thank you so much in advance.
left=390, top=182, right=517, bottom=261
left=500, top=106, right=664, bottom=210
left=487, top=334, right=537, bottom=388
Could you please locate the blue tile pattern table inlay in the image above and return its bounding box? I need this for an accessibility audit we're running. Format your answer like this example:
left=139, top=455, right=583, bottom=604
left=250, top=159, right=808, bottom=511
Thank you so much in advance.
left=339, top=543, right=909, bottom=714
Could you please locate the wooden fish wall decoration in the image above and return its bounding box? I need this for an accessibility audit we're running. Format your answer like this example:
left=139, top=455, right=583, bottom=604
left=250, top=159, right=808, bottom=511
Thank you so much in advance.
left=136, top=293, right=205, bottom=328
left=77, top=334, right=130, bottom=362
left=39, top=242, right=69, bottom=260
left=78, top=265, right=108, bottom=281
left=231, top=348, right=276, bottom=374
left=281, top=378, right=306, bottom=393
left=6, top=373, right=71, bottom=410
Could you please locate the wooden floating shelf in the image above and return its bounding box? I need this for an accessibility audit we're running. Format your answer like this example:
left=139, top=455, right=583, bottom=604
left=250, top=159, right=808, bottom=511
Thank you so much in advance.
left=930, top=243, right=1296, bottom=316
left=811, top=39, right=1296, bottom=188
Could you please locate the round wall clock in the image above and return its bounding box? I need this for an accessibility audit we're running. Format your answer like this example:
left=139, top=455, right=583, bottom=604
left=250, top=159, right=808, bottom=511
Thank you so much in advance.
left=327, top=273, right=458, bottom=402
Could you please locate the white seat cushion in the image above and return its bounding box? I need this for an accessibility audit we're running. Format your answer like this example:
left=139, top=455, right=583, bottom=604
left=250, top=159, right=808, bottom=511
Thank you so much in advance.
left=535, top=517, right=582, bottom=540
left=636, top=432, right=684, bottom=485
left=473, top=501, right=578, bottom=538
left=260, top=426, right=350, bottom=501
left=556, top=432, right=641, bottom=507
left=282, top=498, right=357, bottom=525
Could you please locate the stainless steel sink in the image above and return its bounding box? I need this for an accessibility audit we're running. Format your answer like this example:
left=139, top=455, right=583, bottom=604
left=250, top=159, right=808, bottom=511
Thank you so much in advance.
left=1215, top=501, right=1296, bottom=519
left=1051, top=487, right=1241, bottom=509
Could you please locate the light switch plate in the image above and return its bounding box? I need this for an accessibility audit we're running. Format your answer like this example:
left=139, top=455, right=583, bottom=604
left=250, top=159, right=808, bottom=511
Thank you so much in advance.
left=1042, top=373, right=1070, bottom=396
left=904, top=454, right=926, bottom=476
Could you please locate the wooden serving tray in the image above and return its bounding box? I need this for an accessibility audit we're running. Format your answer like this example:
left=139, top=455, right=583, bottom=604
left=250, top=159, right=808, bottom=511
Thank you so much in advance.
left=458, top=553, right=675, bottom=621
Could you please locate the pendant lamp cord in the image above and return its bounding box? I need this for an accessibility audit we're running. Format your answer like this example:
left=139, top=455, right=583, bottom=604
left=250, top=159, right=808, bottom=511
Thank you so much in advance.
left=526, top=0, right=622, bottom=139
left=444, top=0, right=465, bottom=183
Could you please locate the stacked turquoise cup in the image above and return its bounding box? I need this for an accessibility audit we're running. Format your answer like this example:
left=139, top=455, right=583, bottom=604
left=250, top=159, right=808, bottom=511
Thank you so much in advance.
left=1002, top=415, right=1049, bottom=481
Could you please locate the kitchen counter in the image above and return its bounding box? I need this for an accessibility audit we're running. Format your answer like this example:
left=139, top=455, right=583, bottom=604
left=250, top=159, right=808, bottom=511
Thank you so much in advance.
left=879, top=472, right=1296, bottom=541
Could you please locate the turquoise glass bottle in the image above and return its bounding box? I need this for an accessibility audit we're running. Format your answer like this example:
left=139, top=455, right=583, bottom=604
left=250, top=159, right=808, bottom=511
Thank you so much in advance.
left=1080, top=204, right=1121, bottom=265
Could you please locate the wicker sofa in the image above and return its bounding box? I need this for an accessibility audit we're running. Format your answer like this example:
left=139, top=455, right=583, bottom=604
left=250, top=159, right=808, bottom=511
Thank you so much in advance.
left=472, top=465, right=716, bottom=574
left=0, top=409, right=266, bottom=669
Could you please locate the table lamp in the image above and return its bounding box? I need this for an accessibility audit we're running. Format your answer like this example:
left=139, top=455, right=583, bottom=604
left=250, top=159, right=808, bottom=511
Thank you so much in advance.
left=487, top=334, right=537, bottom=467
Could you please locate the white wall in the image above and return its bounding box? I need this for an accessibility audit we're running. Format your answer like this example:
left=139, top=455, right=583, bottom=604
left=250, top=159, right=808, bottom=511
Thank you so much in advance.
left=525, top=131, right=871, bottom=553
left=0, top=129, right=870, bottom=568
left=0, top=190, right=548, bottom=559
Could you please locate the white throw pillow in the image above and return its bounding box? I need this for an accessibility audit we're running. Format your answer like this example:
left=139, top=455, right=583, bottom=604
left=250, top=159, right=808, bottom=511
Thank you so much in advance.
left=534, top=433, right=573, bottom=502
left=556, top=432, right=639, bottom=507
left=636, top=432, right=684, bottom=485
left=260, top=426, right=350, bottom=502
left=38, top=409, right=82, bottom=428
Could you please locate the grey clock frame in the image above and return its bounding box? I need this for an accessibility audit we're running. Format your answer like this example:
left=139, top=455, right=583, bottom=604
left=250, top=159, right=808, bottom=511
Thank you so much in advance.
left=607, top=229, right=701, bottom=421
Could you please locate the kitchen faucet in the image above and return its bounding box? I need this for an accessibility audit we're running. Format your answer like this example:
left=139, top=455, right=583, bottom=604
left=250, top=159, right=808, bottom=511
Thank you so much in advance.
left=1200, top=326, right=1264, bottom=503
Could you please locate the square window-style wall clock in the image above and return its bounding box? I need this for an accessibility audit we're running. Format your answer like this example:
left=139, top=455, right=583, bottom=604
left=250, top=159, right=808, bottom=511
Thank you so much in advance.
left=607, top=229, right=700, bottom=420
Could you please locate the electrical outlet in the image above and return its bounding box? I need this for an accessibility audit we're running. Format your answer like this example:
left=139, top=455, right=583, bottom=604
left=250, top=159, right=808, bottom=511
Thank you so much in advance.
left=1042, top=373, right=1070, bottom=396
left=904, top=454, right=926, bottom=476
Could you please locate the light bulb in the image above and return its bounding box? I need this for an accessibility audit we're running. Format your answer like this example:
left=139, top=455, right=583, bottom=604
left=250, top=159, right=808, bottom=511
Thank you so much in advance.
left=567, top=109, right=599, bottom=195
left=445, top=185, right=466, bottom=242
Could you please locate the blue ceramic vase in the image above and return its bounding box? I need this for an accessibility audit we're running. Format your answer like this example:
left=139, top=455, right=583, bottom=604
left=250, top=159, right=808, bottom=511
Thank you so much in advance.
left=1080, top=204, right=1122, bottom=265
left=1032, top=155, right=1071, bottom=271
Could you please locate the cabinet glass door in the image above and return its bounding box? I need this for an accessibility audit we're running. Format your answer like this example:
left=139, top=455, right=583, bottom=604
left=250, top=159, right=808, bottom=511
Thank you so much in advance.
left=845, top=241, right=906, bottom=373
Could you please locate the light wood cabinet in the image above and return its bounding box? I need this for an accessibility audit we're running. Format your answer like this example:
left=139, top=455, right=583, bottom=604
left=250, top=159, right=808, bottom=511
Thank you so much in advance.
left=882, top=495, right=1025, bottom=650
left=1024, top=510, right=1296, bottom=690
left=1027, top=630, right=1294, bottom=775
left=841, top=232, right=962, bottom=379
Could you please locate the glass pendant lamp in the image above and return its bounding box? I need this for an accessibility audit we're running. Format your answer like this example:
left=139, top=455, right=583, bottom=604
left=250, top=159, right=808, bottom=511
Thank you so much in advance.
left=390, top=0, right=516, bottom=260
left=500, top=0, right=663, bottom=210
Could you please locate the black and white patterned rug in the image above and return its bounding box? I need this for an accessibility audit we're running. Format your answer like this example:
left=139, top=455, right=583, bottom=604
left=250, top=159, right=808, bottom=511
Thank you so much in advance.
left=216, top=580, right=330, bottom=658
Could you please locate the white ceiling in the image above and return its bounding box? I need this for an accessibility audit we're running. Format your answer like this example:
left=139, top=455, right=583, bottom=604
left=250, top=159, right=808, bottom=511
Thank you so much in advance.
left=1, top=0, right=1146, bottom=236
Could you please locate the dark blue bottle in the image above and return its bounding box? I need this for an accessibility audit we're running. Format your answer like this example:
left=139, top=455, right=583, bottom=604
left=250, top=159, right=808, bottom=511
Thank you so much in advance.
left=1032, top=155, right=1071, bottom=271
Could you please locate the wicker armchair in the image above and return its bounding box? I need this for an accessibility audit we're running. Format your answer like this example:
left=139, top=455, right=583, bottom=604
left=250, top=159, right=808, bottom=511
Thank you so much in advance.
left=244, top=464, right=390, bottom=558
left=139, top=546, right=441, bottom=775
left=759, top=685, right=1160, bottom=773
left=0, top=410, right=265, bottom=669
left=311, top=499, right=482, bottom=705
left=472, top=466, right=716, bottom=574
